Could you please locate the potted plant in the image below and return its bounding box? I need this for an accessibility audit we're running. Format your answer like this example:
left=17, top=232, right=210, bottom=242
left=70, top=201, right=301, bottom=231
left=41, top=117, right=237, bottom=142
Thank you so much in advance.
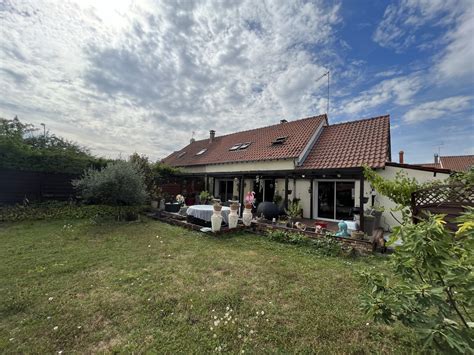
left=285, top=200, right=302, bottom=228
left=199, top=190, right=211, bottom=204
left=150, top=184, right=162, bottom=209
left=242, top=191, right=255, bottom=226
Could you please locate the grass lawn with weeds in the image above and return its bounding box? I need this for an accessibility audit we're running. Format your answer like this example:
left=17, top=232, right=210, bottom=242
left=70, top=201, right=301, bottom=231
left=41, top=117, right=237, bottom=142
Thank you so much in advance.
left=0, top=218, right=417, bottom=353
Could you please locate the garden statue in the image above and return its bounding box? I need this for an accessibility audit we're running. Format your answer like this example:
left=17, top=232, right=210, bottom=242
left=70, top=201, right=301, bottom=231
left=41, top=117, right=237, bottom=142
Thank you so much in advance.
left=211, top=202, right=223, bottom=232
left=335, top=220, right=350, bottom=237
left=228, top=200, right=239, bottom=229
left=242, top=191, right=255, bottom=226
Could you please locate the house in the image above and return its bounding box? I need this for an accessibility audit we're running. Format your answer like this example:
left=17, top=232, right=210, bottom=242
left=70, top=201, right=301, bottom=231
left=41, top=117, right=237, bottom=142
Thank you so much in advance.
left=162, top=114, right=451, bottom=231
left=419, top=154, right=474, bottom=172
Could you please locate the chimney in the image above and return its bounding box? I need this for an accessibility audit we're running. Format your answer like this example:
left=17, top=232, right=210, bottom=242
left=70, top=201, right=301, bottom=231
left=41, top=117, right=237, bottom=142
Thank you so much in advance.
left=434, top=153, right=439, bottom=164
left=399, top=150, right=404, bottom=164
left=280, top=119, right=288, bottom=124
left=190, top=137, right=195, bottom=144
left=209, top=130, right=215, bottom=143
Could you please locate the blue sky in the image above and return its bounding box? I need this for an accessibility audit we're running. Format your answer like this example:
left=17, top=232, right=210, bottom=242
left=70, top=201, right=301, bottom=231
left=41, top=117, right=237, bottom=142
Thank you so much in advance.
left=1, top=0, right=473, bottom=163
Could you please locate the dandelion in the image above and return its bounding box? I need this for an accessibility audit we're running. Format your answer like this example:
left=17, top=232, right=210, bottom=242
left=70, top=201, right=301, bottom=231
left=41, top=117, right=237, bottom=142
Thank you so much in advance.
left=250, top=330, right=254, bottom=334
left=224, top=321, right=228, bottom=325
left=47, top=316, right=51, bottom=320
left=366, top=322, right=370, bottom=326
left=213, top=334, right=217, bottom=338
left=148, top=245, right=151, bottom=248
left=48, top=297, right=54, bottom=301
left=241, top=350, right=245, bottom=354
left=58, top=351, right=63, bottom=354
left=212, top=309, right=215, bottom=312
left=226, top=306, right=230, bottom=311
left=77, top=326, right=82, bottom=329
left=160, top=241, right=163, bottom=244
left=9, top=338, right=14, bottom=342
left=214, top=316, right=217, bottom=319
left=214, top=320, right=220, bottom=326
left=238, top=334, right=242, bottom=339
left=261, top=311, right=264, bottom=315
left=201, top=289, right=204, bottom=292
left=210, top=327, right=213, bottom=331
left=53, top=326, right=58, bottom=331
left=147, top=298, right=151, bottom=301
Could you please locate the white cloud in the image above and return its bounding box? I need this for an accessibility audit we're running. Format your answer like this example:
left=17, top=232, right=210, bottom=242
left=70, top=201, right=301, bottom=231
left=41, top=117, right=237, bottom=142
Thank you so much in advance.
left=372, top=0, right=463, bottom=51
left=338, top=73, right=423, bottom=115
left=403, top=96, right=472, bottom=123
left=0, top=0, right=341, bottom=159
left=436, top=4, right=474, bottom=80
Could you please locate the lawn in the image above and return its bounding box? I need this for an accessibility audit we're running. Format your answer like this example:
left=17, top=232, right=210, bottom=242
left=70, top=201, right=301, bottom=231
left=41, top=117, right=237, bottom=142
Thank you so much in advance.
left=0, top=218, right=416, bottom=353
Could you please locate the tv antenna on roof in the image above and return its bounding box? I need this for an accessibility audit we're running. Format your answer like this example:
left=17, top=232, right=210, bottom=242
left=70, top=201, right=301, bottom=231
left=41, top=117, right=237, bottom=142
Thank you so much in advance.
left=315, top=71, right=330, bottom=117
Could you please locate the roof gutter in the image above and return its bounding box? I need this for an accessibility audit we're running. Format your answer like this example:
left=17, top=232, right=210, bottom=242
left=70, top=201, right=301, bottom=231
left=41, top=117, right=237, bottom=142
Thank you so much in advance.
left=296, top=118, right=326, bottom=167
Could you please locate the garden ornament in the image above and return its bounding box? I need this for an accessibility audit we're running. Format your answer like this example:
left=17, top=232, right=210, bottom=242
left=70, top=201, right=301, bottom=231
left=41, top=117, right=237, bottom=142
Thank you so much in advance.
left=335, top=220, right=350, bottom=237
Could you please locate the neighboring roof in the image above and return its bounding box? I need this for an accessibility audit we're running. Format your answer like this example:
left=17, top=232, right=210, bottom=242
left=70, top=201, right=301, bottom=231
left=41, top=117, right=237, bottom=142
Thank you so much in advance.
left=298, top=115, right=391, bottom=170
left=162, top=115, right=327, bottom=167
left=386, top=162, right=451, bottom=174
left=439, top=155, right=473, bottom=172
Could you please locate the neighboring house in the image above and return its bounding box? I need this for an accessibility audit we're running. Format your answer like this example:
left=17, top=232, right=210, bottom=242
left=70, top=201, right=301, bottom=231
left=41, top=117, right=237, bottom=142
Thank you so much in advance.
left=420, top=154, right=474, bottom=172
left=163, top=114, right=450, bottom=231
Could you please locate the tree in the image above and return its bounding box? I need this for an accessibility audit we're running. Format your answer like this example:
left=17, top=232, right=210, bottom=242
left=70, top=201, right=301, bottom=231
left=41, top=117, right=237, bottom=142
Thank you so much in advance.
left=0, top=116, right=107, bottom=173
left=360, top=167, right=474, bottom=353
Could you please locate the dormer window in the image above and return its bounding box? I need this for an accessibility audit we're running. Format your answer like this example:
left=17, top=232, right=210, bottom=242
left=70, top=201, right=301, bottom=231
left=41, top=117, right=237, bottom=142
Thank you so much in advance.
left=196, top=148, right=207, bottom=156
left=229, top=143, right=242, bottom=151
left=239, top=142, right=251, bottom=150
left=177, top=151, right=186, bottom=158
left=272, top=136, right=288, bottom=145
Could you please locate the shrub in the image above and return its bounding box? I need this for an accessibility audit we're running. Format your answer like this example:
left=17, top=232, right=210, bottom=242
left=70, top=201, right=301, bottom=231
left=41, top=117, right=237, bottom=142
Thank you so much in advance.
left=359, top=210, right=474, bottom=353
left=0, top=202, right=142, bottom=222
left=266, top=229, right=341, bottom=256
left=73, top=161, right=147, bottom=206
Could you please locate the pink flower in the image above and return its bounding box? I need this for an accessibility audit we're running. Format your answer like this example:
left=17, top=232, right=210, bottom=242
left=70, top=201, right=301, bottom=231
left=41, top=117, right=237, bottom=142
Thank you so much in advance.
left=244, top=191, right=255, bottom=205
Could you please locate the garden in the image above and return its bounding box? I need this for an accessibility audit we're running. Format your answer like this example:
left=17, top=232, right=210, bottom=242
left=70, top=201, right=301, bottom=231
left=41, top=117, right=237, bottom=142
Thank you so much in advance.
left=1, top=117, right=473, bottom=353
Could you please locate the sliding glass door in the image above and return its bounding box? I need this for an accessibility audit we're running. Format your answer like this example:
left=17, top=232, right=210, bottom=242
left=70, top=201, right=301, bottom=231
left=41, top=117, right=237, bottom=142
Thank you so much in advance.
left=317, top=181, right=355, bottom=220
left=218, top=180, right=234, bottom=202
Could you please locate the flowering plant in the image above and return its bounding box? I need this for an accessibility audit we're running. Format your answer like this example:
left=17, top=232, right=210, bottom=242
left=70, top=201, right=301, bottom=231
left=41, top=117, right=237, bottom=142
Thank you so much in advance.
left=176, top=194, right=185, bottom=204
left=244, top=191, right=256, bottom=207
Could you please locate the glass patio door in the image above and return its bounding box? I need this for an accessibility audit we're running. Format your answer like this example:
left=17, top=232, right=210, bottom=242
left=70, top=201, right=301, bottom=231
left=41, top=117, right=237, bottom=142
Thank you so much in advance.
left=317, top=181, right=355, bottom=220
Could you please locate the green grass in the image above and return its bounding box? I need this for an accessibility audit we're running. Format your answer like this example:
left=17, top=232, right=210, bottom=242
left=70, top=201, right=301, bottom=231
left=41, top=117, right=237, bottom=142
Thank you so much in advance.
left=0, top=218, right=416, bottom=353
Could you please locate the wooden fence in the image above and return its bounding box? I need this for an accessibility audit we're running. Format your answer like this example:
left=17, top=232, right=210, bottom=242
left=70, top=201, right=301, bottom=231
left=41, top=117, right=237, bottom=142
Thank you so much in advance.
left=0, top=169, right=78, bottom=205
left=411, top=184, right=474, bottom=231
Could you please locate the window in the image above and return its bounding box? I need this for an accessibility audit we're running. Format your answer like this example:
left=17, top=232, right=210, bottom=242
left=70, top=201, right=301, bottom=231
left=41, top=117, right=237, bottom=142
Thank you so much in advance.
left=196, top=148, right=207, bottom=155
left=218, top=180, right=234, bottom=201
left=229, top=143, right=242, bottom=151
left=177, top=151, right=186, bottom=158
left=239, top=142, right=251, bottom=150
left=272, top=136, right=288, bottom=145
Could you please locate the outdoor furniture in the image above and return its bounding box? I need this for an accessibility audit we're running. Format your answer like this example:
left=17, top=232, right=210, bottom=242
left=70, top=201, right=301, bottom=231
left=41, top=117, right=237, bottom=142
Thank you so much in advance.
left=186, top=205, right=231, bottom=225
left=165, top=202, right=181, bottom=213
left=256, top=202, right=279, bottom=220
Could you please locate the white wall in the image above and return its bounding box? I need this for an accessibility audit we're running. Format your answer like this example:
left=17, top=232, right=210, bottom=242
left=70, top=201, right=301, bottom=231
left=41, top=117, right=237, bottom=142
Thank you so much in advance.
left=295, top=179, right=311, bottom=218
left=372, top=166, right=449, bottom=231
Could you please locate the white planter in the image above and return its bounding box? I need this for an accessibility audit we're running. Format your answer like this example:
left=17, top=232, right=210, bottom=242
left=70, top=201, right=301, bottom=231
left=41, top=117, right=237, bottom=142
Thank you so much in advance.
left=211, top=209, right=223, bottom=232
left=242, top=207, right=253, bottom=226
left=228, top=208, right=239, bottom=229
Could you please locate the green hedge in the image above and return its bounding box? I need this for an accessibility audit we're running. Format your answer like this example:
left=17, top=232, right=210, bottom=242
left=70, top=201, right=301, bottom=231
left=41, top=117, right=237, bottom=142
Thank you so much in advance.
left=0, top=202, right=145, bottom=222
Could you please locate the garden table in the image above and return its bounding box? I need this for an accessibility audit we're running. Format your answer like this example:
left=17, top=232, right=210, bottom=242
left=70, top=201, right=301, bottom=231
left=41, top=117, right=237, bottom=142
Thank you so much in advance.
left=186, top=205, right=231, bottom=224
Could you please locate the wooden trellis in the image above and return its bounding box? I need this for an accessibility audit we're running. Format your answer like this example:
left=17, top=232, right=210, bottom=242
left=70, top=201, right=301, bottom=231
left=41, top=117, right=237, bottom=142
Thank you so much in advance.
left=411, top=184, right=474, bottom=231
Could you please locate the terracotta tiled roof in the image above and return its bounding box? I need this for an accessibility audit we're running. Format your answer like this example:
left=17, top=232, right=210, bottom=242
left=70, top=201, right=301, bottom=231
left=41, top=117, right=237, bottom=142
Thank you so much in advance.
left=439, top=155, right=473, bottom=172
left=298, top=115, right=391, bottom=169
left=162, top=115, right=327, bottom=167
left=419, top=155, right=474, bottom=172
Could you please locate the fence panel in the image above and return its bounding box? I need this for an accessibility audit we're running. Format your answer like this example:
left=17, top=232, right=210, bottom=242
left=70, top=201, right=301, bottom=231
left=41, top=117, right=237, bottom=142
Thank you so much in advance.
left=0, top=169, right=78, bottom=205
left=411, top=184, right=474, bottom=231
